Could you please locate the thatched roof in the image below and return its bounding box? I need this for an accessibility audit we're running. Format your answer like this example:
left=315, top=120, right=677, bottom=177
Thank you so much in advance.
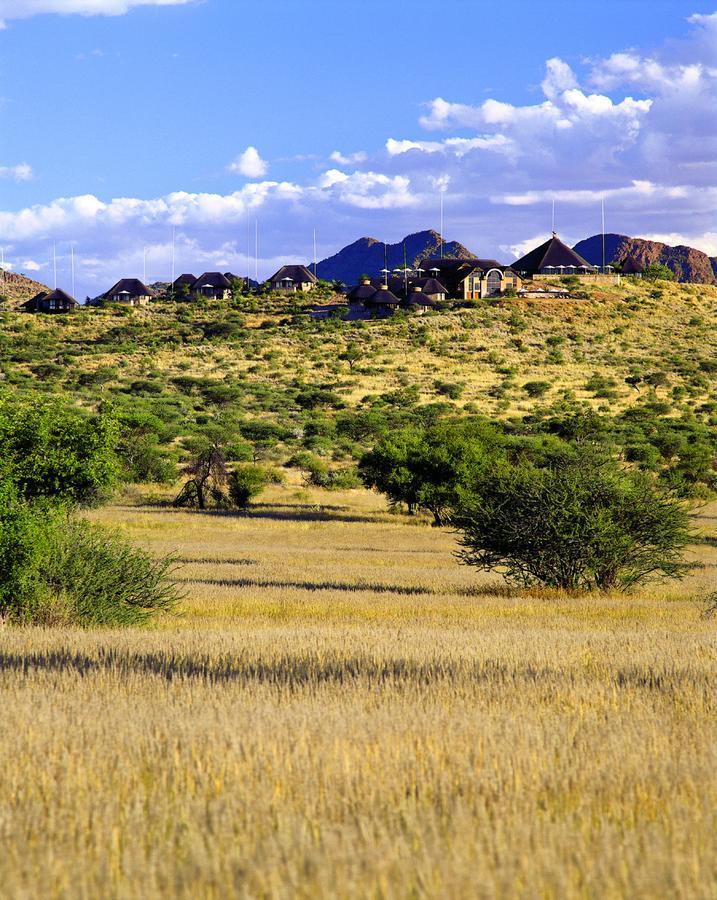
left=23, top=289, right=77, bottom=311
left=172, top=274, right=196, bottom=289
left=403, top=289, right=437, bottom=308
left=413, top=277, right=447, bottom=295
left=193, top=272, right=232, bottom=290
left=512, top=234, right=595, bottom=274
left=367, top=285, right=400, bottom=306
left=105, top=278, right=153, bottom=298
left=347, top=283, right=378, bottom=302
left=269, top=264, right=317, bottom=284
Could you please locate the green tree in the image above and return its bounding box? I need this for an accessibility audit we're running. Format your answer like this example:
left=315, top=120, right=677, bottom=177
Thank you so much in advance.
left=0, top=397, right=119, bottom=505
left=359, top=419, right=506, bottom=525
left=454, top=452, right=692, bottom=591
left=643, top=263, right=675, bottom=282
left=228, top=464, right=269, bottom=507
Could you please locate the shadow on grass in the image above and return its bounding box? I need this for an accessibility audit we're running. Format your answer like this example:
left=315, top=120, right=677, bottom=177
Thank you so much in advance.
left=335, top=546, right=446, bottom=555
left=178, top=576, right=436, bottom=596
left=128, top=504, right=383, bottom=525
left=175, top=557, right=257, bottom=566
left=0, top=649, right=701, bottom=693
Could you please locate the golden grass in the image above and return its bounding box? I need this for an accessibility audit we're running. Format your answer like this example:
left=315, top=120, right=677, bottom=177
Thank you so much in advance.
left=1, top=487, right=716, bottom=897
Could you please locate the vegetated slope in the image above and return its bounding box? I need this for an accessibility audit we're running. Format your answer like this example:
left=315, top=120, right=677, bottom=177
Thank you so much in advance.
left=0, top=269, right=51, bottom=308
left=574, top=233, right=716, bottom=284
left=315, top=230, right=475, bottom=283
left=3, top=280, right=716, bottom=459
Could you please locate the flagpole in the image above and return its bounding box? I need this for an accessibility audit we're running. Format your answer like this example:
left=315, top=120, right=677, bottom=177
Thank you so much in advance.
left=601, top=199, right=606, bottom=274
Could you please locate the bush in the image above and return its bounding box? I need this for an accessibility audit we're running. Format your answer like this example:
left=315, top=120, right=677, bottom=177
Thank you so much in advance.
left=523, top=380, right=551, bottom=398
left=0, top=511, right=179, bottom=626
left=454, top=453, right=692, bottom=592
left=359, top=419, right=507, bottom=525
left=228, top=465, right=269, bottom=507
left=0, top=396, right=120, bottom=505
left=39, top=521, right=180, bottom=626
left=0, top=485, right=53, bottom=616
left=643, top=263, right=675, bottom=282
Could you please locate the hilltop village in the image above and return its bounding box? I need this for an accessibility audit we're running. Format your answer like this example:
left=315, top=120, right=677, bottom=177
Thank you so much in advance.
left=9, top=232, right=648, bottom=317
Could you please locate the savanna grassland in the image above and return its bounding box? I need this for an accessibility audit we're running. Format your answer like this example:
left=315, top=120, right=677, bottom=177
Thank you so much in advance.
left=1, top=483, right=717, bottom=898
left=2, top=280, right=717, bottom=898
left=2, top=279, right=716, bottom=425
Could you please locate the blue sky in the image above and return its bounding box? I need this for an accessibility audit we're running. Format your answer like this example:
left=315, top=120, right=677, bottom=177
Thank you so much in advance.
left=0, top=0, right=716, bottom=296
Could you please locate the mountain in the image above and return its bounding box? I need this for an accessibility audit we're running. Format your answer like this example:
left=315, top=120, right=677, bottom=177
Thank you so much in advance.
left=573, top=234, right=716, bottom=284
left=0, top=269, right=52, bottom=308
left=314, top=230, right=476, bottom=284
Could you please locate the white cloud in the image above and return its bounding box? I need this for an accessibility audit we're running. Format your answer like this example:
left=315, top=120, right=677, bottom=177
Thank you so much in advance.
left=0, top=0, right=193, bottom=26
left=0, top=163, right=33, bottom=181
left=228, top=146, right=269, bottom=179
left=317, top=169, right=417, bottom=209
left=386, top=135, right=513, bottom=157
left=21, top=259, right=41, bottom=271
left=329, top=150, right=368, bottom=165
left=493, top=180, right=696, bottom=207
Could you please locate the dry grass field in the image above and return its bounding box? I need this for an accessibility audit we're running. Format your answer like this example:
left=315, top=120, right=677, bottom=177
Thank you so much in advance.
left=2, top=483, right=717, bottom=898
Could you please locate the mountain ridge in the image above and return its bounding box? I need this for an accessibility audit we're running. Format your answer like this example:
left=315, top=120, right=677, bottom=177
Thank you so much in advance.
left=313, top=230, right=475, bottom=284
left=0, top=270, right=52, bottom=308
left=573, top=233, right=716, bottom=284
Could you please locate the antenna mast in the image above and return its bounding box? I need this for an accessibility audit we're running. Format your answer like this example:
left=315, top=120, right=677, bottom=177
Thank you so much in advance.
left=403, top=241, right=408, bottom=297
left=552, top=199, right=555, bottom=234
left=601, top=198, right=606, bottom=274
left=71, top=244, right=75, bottom=298
left=313, top=227, right=317, bottom=279
left=440, top=188, right=444, bottom=259
left=254, top=220, right=258, bottom=283
left=53, top=243, right=57, bottom=289
left=171, top=228, right=176, bottom=287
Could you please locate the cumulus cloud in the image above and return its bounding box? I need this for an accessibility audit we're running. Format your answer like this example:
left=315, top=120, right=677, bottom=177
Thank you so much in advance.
left=0, top=0, right=193, bottom=26
left=0, top=163, right=33, bottom=181
left=228, top=146, right=269, bottom=179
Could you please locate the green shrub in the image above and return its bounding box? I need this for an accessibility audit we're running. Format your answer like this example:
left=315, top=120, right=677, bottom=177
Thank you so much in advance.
left=434, top=380, right=465, bottom=400
left=0, top=396, right=119, bottom=505
left=228, top=465, right=269, bottom=507
left=0, top=486, right=53, bottom=617
left=523, top=381, right=551, bottom=398
left=454, top=452, right=691, bottom=592
left=38, top=520, right=180, bottom=626
left=0, top=507, right=179, bottom=626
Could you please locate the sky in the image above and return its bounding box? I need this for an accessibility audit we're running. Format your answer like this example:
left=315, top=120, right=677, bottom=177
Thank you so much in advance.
left=0, top=0, right=716, bottom=297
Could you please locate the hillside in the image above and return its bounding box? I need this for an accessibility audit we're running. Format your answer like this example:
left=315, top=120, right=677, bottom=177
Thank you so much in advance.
left=314, top=230, right=475, bottom=284
left=574, top=233, right=716, bottom=284
left=0, top=269, right=51, bottom=308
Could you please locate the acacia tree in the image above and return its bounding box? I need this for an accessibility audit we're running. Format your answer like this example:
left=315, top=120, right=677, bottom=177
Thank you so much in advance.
left=454, top=453, right=692, bottom=592
left=173, top=442, right=229, bottom=510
